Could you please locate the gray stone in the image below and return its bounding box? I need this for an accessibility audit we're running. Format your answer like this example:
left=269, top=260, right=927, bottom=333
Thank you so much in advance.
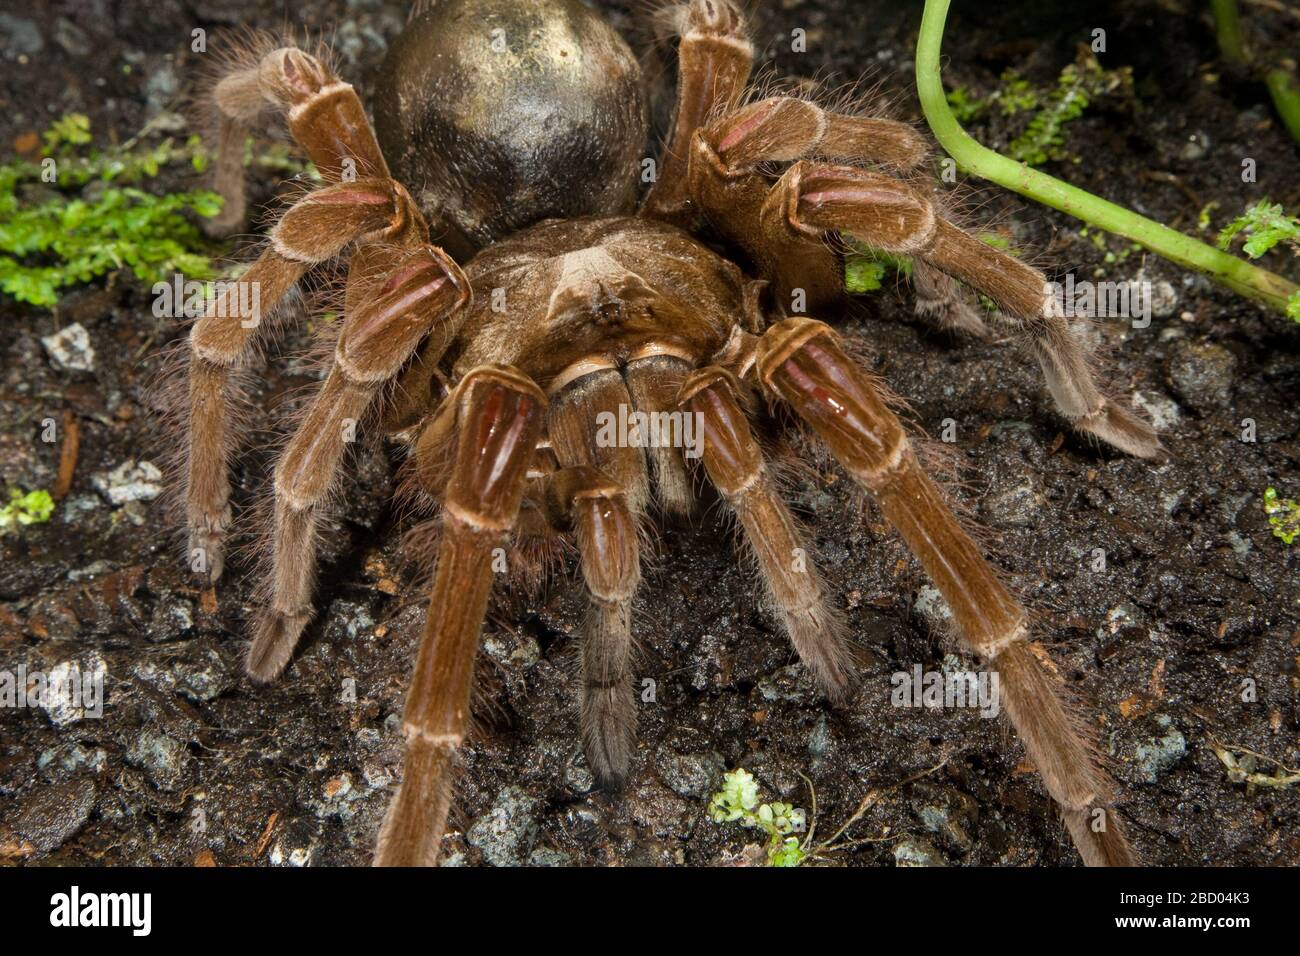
left=467, top=786, right=540, bottom=866
left=41, top=323, right=95, bottom=372
left=657, top=749, right=725, bottom=799
left=14, top=778, right=95, bottom=852
left=126, top=729, right=190, bottom=790
left=1133, top=714, right=1187, bottom=783
left=893, top=836, right=946, bottom=867
left=1166, top=341, right=1236, bottom=413
left=92, top=460, right=163, bottom=505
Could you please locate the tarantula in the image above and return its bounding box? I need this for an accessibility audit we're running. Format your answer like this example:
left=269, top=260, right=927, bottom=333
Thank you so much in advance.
left=178, top=0, right=1162, bottom=866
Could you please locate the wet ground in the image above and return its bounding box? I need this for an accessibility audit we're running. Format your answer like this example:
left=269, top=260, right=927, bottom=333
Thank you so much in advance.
left=0, top=0, right=1297, bottom=866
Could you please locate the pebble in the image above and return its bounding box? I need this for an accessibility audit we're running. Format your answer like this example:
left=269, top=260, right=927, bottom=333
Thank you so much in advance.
left=657, top=749, right=725, bottom=799
left=92, top=460, right=164, bottom=505
left=528, top=846, right=573, bottom=867
left=13, top=778, right=95, bottom=853
left=892, top=836, right=946, bottom=867
left=1133, top=714, right=1187, bottom=783
left=467, top=786, right=540, bottom=866
left=0, top=13, right=44, bottom=58
left=126, top=729, right=190, bottom=790
left=756, top=664, right=820, bottom=705
left=913, top=584, right=953, bottom=628
left=980, top=472, right=1043, bottom=528
left=564, top=749, right=596, bottom=794
left=1132, top=391, right=1183, bottom=430
left=38, top=654, right=107, bottom=726
left=1166, top=340, right=1236, bottom=413
left=147, top=599, right=195, bottom=643
left=40, top=323, right=95, bottom=372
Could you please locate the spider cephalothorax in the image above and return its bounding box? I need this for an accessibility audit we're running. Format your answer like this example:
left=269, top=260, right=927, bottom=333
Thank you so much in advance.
left=180, top=0, right=1161, bottom=866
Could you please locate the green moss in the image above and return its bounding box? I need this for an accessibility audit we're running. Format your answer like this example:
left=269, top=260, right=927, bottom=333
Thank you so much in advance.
left=1218, top=201, right=1300, bottom=321
left=1006, top=56, right=1132, bottom=166
left=1263, top=488, right=1300, bottom=545
left=0, top=488, right=55, bottom=533
left=709, top=768, right=808, bottom=867
left=1218, top=201, right=1300, bottom=260
left=0, top=114, right=223, bottom=308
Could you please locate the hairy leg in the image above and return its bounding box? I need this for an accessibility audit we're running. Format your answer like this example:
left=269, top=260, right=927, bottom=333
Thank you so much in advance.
left=375, top=366, right=545, bottom=867
left=752, top=317, right=1135, bottom=866
left=539, top=466, right=641, bottom=785
left=246, top=244, right=470, bottom=681
left=679, top=366, right=855, bottom=698
left=185, top=179, right=421, bottom=582
left=642, top=0, right=753, bottom=224
left=755, top=162, right=1161, bottom=457
left=206, top=38, right=390, bottom=232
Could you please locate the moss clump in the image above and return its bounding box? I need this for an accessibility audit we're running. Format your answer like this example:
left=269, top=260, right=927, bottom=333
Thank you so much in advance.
left=709, top=768, right=807, bottom=866
left=0, top=114, right=222, bottom=308
left=0, top=488, right=55, bottom=533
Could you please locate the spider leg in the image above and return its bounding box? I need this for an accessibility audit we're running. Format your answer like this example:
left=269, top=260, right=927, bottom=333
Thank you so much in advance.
left=375, top=366, right=546, bottom=867
left=185, top=179, right=423, bottom=583
left=625, top=354, right=696, bottom=516
left=911, top=256, right=991, bottom=337
left=679, top=366, right=855, bottom=698
left=683, top=96, right=929, bottom=315
left=750, top=316, right=1136, bottom=866
left=245, top=243, right=470, bottom=681
left=206, top=38, right=390, bottom=233
left=642, top=0, right=753, bottom=224
left=758, top=162, right=1161, bottom=457
left=537, top=466, right=641, bottom=786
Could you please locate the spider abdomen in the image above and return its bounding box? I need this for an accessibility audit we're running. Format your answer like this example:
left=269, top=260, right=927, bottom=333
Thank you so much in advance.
left=373, top=0, right=648, bottom=260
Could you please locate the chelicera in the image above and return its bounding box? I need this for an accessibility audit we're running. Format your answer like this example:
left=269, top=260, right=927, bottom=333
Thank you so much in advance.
left=179, top=0, right=1161, bottom=865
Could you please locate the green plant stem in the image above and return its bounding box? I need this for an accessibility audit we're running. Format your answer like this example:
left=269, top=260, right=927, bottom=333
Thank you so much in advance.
left=1209, top=0, right=1300, bottom=147
left=1210, top=0, right=1248, bottom=63
left=916, top=0, right=1300, bottom=315
left=1264, top=68, right=1300, bottom=144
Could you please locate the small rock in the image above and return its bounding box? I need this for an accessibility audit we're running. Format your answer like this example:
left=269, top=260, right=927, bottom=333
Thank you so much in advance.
left=126, top=729, right=190, bottom=790
left=1133, top=714, right=1186, bottom=783
left=756, top=664, right=819, bottom=705
left=893, top=837, right=946, bottom=867
left=467, top=786, right=540, bottom=866
left=37, top=654, right=107, bottom=726
left=483, top=628, right=541, bottom=669
left=1149, top=280, right=1178, bottom=319
left=913, top=585, right=953, bottom=628
left=657, top=749, right=725, bottom=800
left=13, top=778, right=95, bottom=853
left=528, top=846, right=573, bottom=867
left=1165, top=341, right=1236, bottom=414
left=980, top=473, right=1043, bottom=528
left=148, top=599, right=195, bottom=643
left=40, top=323, right=95, bottom=371
left=92, top=460, right=163, bottom=505
left=1133, top=391, right=1182, bottom=430
left=0, top=13, right=44, bottom=58
left=564, top=750, right=595, bottom=794
left=807, top=714, right=834, bottom=766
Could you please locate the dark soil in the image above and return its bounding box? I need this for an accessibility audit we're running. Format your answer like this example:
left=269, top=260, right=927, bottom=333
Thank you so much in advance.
left=1, top=0, right=1297, bottom=867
